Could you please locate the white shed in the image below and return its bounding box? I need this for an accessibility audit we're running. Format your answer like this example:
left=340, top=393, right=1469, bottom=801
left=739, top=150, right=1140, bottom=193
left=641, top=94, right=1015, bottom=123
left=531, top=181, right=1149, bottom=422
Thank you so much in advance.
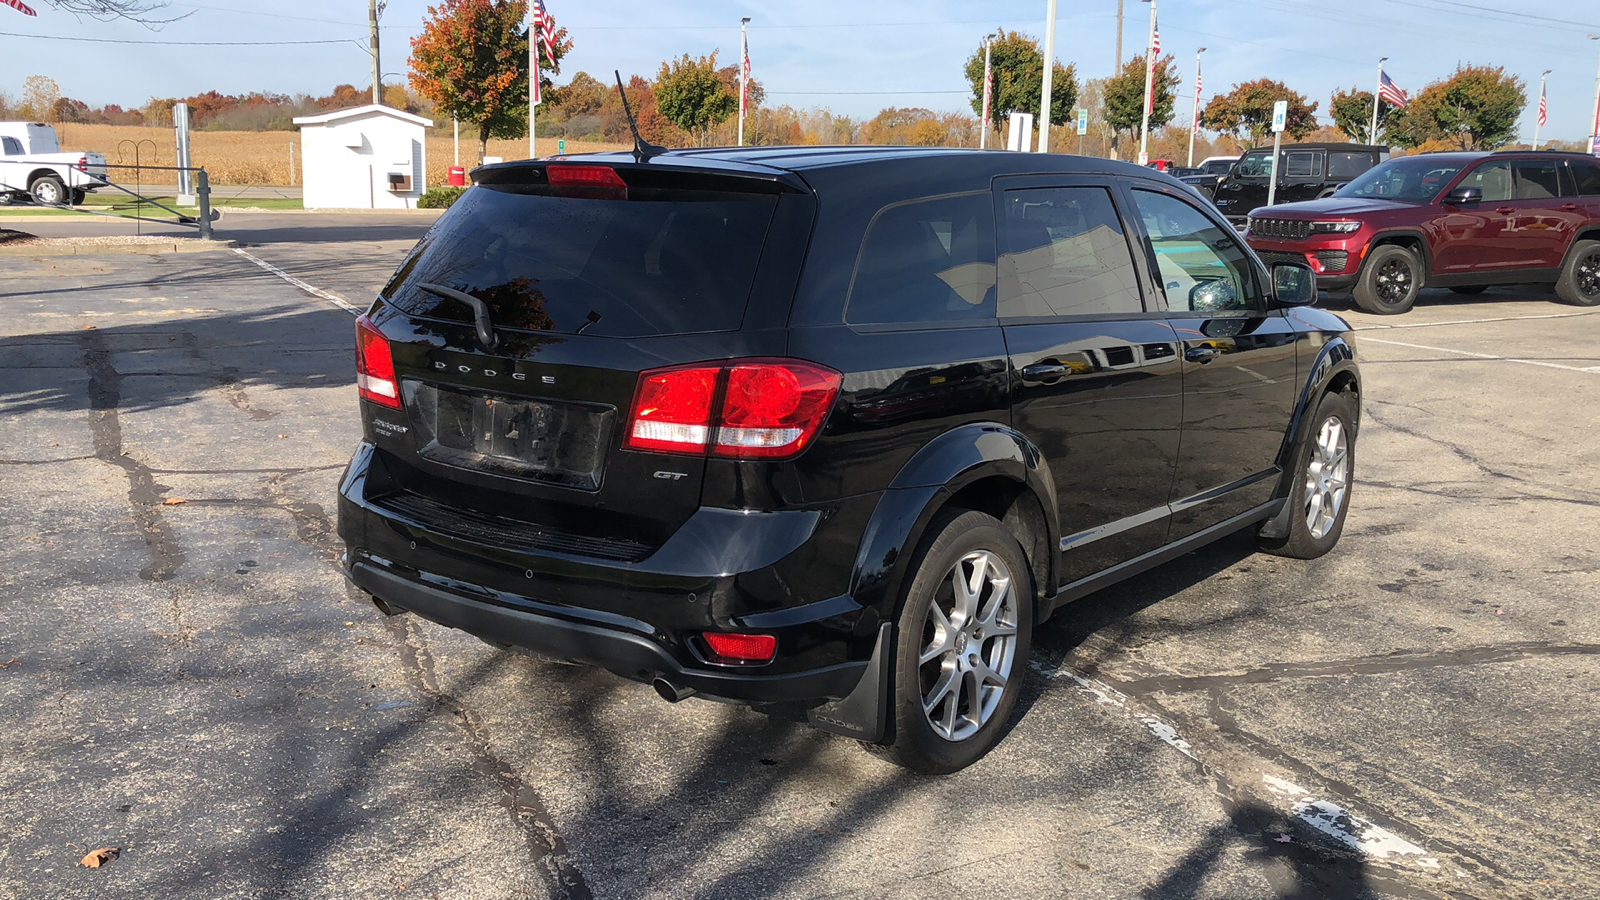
left=292, top=105, right=432, bottom=209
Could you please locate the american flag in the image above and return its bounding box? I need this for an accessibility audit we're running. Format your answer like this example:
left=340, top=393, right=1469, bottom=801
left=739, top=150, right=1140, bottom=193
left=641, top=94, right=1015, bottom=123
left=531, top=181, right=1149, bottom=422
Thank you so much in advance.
left=1378, top=71, right=1407, bottom=109
left=1193, top=63, right=1202, bottom=134
left=530, top=0, right=556, bottom=105
left=1146, top=17, right=1160, bottom=112
left=533, top=0, right=557, bottom=57
left=2, top=0, right=37, bottom=16
left=740, top=30, right=751, bottom=118
left=1150, top=19, right=1160, bottom=58
left=1537, top=81, right=1547, bottom=127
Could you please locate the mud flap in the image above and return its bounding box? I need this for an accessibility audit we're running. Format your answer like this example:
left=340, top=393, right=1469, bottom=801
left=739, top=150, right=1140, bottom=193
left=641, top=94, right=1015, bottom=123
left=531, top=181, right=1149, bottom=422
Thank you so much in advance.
left=806, top=622, right=892, bottom=742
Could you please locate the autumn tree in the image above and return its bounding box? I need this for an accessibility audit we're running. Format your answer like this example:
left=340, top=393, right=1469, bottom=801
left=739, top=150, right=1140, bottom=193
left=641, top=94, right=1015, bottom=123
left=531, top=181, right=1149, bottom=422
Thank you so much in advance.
left=1201, top=79, right=1317, bottom=147
left=858, top=107, right=975, bottom=146
left=19, top=75, right=60, bottom=122
left=33, top=0, right=186, bottom=23
left=1328, top=88, right=1390, bottom=143
left=1103, top=55, right=1179, bottom=152
left=653, top=52, right=738, bottom=146
left=408, top=0, right=571, bottom=161
left=1383, top=65, right=1525, bottom=150
left=962, top=30, right=1077, bottom=135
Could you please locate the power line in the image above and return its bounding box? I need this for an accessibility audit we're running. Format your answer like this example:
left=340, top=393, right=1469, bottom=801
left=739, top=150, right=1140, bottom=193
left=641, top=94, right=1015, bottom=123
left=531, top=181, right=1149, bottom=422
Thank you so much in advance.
left=1386, top=0, right=1599, bottom=31
left=0, top=30, right=353, bottom=45
left=563, top=16, right=1116, bottom=32
left=767, top=90, right=968, bottom=96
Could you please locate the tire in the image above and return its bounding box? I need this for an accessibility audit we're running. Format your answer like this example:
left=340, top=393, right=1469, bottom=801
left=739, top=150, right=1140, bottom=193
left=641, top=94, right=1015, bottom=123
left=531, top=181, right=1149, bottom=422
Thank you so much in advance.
left=869, top=509, right=1034, bottom=775
left=1449, top=286, right=1488, bottom=296
left=1554, top=240, right=1600, bottom=307
left=1352, top=244, right=1422, bottom=315
left=30, top=175, right=67, bottom=206
left=70, top=189, right=87, bottom=206
left=1258, top=391, right=1356, bottom=560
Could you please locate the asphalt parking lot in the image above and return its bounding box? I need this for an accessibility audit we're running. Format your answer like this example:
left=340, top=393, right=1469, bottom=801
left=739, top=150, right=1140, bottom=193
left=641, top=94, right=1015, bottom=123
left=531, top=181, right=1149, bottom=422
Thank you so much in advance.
left=1, top=224, right=1597, bottom=899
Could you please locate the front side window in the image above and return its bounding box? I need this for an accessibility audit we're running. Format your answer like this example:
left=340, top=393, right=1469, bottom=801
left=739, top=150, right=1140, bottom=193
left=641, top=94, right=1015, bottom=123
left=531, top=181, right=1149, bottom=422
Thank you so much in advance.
left=1235, top=151, right=1273, bottom=178
left=847, top=192, right=996, bottom=327
left=1131, top=189, right=1262, bottom=314
left=998, top=186, right=1144, bottom=318
left=1459, top=161, right=1513, bottom=203
left=1513, top=161, right=1563, bottom=200
left=1336, top=157, right=1465, bottom=203
left=1284, top=151, right=1322, bottom=178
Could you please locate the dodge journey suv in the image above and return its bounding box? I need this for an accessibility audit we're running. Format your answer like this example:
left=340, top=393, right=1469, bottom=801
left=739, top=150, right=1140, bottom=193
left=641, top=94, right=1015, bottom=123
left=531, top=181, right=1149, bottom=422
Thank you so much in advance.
left=338, top=147, right=1362, bottom=773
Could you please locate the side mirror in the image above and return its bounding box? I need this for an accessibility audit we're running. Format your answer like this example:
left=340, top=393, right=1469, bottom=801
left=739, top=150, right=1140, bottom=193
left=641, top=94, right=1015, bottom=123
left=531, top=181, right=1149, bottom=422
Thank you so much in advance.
left=1443, top=185, right=1482, bottom=206
left=1189, top=279, right=1242, bottom=312
left=1271, top=262, right=1317, bottom=306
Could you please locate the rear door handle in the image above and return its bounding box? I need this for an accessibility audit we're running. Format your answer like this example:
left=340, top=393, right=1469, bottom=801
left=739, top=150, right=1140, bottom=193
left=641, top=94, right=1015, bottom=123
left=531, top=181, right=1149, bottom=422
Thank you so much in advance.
left=1185, top=347, right=1217, bottom=364
left=1020, top=362, right=1072, bottom=384
left=1562, top=203, right=1581, bottom=211
left=1495, top=207, right=1515, bottom=215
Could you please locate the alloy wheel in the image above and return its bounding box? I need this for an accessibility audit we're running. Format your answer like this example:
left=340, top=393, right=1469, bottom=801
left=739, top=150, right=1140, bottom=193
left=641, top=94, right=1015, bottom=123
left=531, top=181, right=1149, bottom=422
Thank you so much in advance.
left=1578, top=250, right=1600, bottom=299
left=1304, top=416, right=1349, bottom=540
left=919, top=550, right=1019, bottom=742
left=1375, top=258, right=1413, bottom=306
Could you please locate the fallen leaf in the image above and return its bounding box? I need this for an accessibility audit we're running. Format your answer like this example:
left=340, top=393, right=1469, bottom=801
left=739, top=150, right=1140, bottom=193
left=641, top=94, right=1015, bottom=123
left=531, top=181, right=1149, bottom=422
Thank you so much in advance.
left=1273, top=834, right=1293, bottom=843
left=80, top=847, right=119, bottom=868
left=277, top=434, right=288, bottom=439
left=0, top=657, right=20, bottom=669
left=81, top=324, right=96, bottom=331
left=161, top=498, right=187, bottom=506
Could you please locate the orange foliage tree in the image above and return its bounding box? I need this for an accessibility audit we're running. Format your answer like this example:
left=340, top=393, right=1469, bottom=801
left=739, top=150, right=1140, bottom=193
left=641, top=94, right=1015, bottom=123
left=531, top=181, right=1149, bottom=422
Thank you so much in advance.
left=408, top=0, right=570, bottom=161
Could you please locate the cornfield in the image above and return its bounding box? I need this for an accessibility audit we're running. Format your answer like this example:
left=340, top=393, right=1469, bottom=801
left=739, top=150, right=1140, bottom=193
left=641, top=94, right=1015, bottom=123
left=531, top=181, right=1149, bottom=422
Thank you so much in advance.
left=49, top=123, right=629, bottom=187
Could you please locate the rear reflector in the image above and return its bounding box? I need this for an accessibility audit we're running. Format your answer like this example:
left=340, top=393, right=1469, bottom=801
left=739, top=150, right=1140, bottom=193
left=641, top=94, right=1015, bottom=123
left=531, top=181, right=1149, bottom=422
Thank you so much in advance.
left=623, top=359, right=841, bottom=460
left=355, top=315, right=401, bottom=409
left=76, top=157, right=88, bottom=172
left=701, top=631, right=777, bottom=664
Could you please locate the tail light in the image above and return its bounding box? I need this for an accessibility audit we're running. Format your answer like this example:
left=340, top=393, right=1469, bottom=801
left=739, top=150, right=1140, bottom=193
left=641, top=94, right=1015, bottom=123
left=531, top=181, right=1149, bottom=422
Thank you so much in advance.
left=623, top=359, right=840, bottom=460
left=355, top=315, right=401, bottom=409
left=76, top=157, right=88, bottom=172
left=546, top=163, right=627, bottom=200
left=701, top=631, right=777, bottom=664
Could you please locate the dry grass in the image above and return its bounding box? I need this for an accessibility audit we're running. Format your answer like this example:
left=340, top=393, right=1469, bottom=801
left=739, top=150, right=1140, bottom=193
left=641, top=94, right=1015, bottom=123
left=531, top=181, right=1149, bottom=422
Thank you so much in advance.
left=50, top=123, right=629, bottom=186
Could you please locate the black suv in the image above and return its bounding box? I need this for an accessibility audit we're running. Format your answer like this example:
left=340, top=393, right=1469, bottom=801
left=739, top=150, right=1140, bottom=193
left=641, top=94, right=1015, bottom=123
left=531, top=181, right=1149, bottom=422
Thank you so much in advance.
left=1212, top=143, right=1389, bottom=224
left=338, top=147, right=1362, bottom=773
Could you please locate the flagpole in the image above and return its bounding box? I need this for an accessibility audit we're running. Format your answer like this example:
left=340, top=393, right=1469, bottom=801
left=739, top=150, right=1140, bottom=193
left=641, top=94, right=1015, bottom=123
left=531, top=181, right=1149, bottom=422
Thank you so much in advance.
left=1534, top=70, right=1550, bottom=149
left=738, top=17, right=750, bottom=146
left=1370, top=57, right=1386, bottom=144
left=1188, top=47, right=1204, bottom=167
left=528, top=7, right=537, bottom=159
left=980, top=35, right=994, bottom=150
left=1039, top=0, right=1058, bottom=152
left=1138, top=0, right=1155, bottom=166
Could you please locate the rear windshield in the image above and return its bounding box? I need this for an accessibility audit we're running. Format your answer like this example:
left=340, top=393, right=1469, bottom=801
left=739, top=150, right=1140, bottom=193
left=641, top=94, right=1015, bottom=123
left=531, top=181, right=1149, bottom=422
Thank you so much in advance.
left=382, top=183, right=779, bottom=338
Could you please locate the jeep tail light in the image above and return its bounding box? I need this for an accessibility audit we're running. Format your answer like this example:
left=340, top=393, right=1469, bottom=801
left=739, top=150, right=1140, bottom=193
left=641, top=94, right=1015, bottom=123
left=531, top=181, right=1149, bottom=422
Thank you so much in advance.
left=546, top=163, right=627, bottom=200
left=701, top=631, right=776, bottom=664
left=624, top=359, right=841, bottom=459
left=625, top=364, right=719, bottom=454
left=714, top=360, right=841, bottom=458
left=355, top=315, right=401, bottom=409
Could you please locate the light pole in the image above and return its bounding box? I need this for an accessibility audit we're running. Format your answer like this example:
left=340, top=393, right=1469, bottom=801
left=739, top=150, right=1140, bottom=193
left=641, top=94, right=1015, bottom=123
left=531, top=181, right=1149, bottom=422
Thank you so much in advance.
left=1534, top=69, right=1551, bottom=150
left=980, top=32, right=996, bottom=149
left=1188, top=47, right=1205, bottom=167
left=1137, top=0, right=1155, bottom=166
left=738, top=17, right=751, bottom=147
left=1039, top=0, right=1058, bottom=152
left=1590, top=35, right=1600, bottom=153
left=1369, top=57, right=1388, bottom=144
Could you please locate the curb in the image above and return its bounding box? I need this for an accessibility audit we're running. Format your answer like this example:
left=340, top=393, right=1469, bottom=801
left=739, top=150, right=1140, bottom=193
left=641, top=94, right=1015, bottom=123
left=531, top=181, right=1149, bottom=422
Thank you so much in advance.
left=0, top=239, right=240, bottom=257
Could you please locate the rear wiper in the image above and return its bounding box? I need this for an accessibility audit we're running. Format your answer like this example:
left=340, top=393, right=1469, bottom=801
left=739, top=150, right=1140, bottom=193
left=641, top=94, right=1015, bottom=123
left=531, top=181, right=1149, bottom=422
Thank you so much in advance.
left=418, top=283, right=499, bottom=353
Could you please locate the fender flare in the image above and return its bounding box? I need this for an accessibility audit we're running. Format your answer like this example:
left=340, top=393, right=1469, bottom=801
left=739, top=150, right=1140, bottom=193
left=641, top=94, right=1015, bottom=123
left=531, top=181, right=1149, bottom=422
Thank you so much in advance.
left=1259, top=336, right=1361, bottom=539
left=846, top=422, right=1058, bottom=622
left=1355, top=228, right=1433, bottom=281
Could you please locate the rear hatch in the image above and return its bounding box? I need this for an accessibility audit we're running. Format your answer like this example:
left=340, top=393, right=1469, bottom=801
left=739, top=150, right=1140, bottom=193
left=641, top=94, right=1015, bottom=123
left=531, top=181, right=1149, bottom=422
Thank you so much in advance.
left=361, top=158, right=813, bottom=559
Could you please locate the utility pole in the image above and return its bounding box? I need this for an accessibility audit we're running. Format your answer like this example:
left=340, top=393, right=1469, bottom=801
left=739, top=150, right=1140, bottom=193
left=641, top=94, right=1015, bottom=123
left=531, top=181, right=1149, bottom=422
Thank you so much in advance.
left=1137, top=0, right=1155, bottom=166
left=369, top=0, right=382, bottom=105
left=980, top=34, right=995, bottom=149
left=1188, top=47, right=1205, bottom=167
left=1369, top=57, right=1387, bottom=144
left=1534, top=69, right=1551, bottom=149
left=1038, top=0, right=1058, bottom=152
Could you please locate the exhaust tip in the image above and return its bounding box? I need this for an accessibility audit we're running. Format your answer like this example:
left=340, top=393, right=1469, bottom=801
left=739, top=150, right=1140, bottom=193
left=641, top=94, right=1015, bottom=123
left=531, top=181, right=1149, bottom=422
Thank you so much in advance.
left=652, top=677, right=696, bottom=703
left=370, top=595, right=405, bottom=617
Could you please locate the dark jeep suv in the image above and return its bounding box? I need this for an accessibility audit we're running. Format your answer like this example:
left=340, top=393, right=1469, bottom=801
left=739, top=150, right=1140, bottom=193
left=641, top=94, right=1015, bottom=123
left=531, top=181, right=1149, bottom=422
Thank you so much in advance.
left=1212, top=143, right=1389, bottom=224
left=338, top=147, right=1362, bottom=773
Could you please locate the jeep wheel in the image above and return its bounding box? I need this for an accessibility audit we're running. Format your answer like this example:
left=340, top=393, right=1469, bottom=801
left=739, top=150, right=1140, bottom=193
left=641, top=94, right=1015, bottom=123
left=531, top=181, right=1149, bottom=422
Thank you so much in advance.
left=1449, top=286, right=1488, bottom=295
left=1353, top=244, right=1422, bottom=315
left=1555, top=240, right=1600, bottom=307
left=30, top=175, right=68, bottom=207
left=871, top=509, right=1033, bottom=774
left=1259, top=391, right=1355, bottom=560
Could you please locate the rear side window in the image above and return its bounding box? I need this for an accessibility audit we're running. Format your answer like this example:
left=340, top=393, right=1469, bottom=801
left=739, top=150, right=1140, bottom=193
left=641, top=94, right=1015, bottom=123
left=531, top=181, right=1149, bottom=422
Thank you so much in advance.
left=1284, top=152, right=1322, bottom=178
left=846, top=192, right=996, bottom=326
left=1514, top=161, right=1563, bottom=200
left=1327, top=152, right=1373, bottom=179
left=998, top=187, right=1144, bottom=318
left=1572, top=161, right=1600, bottom=195
left=382, top=183, right=778, bottom=338
left=1459, top=161, right=1512, bottom=203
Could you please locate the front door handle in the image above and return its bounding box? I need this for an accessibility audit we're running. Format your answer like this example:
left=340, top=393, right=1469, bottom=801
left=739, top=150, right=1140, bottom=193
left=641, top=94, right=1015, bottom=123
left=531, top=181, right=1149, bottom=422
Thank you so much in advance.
left=1020, top=362, right=1072, bottom=384
left=1185, top=347, right=1217, bottom=364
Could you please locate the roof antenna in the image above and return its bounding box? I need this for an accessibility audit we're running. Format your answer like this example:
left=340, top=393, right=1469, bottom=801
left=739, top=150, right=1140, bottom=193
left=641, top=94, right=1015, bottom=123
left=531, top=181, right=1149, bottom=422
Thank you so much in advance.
left=615, top=70, right=666, bottom=163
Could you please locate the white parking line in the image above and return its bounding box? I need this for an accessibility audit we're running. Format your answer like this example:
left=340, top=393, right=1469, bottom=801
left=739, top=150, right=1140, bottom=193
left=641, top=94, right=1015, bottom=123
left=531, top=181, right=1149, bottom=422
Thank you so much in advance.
left=1353, top=309, right=1600, bottom=331
left=1358, top=336, right=1600, bottom=375
left=232, top=247, right=361, bottom=316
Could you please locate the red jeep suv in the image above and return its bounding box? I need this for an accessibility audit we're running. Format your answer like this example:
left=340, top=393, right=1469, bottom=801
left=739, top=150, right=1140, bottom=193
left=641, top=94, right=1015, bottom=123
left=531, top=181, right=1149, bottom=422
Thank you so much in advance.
left=1245, top=151, right=1600, bottom=314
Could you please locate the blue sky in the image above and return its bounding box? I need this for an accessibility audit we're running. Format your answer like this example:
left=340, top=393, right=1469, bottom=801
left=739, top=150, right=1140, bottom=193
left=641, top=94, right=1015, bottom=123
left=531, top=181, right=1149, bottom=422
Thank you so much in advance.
left=2, top=0, right=1597, bottom=142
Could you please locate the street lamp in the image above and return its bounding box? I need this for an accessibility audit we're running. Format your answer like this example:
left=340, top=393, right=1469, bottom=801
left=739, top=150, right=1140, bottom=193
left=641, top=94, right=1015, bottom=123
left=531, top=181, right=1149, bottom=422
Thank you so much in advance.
left=1534, top=69, right=1552, bottom=150
left=1369, top=57, right=1388, bottom=144
left=1188, top=47, right=1206, bottom=167
left=1039, top=0, right=1058, bottom=152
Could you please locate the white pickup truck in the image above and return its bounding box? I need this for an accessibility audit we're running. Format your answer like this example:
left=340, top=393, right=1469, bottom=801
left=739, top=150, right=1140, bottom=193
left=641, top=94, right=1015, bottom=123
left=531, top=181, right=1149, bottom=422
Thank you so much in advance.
left=0, top=122, right=110, bottom=206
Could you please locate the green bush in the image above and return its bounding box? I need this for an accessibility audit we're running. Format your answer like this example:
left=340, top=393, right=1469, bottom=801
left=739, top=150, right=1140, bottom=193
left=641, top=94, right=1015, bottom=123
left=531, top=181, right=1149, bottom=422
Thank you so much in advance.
left=418, top=186, right=467, bottom=209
